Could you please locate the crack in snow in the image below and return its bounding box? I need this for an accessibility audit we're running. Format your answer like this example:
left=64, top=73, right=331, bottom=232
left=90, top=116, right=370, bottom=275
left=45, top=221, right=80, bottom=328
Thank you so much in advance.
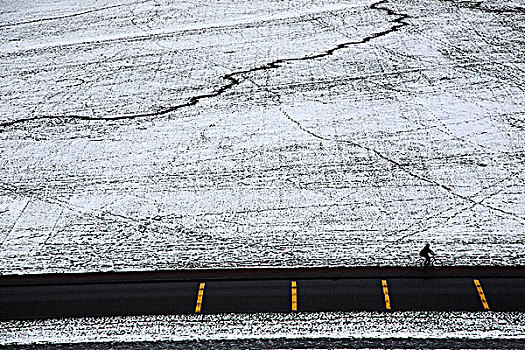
left=0, top=0, right=408, bottom=131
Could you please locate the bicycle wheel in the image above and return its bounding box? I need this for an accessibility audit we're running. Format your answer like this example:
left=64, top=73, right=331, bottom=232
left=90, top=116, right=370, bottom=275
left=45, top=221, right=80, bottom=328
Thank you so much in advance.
left=432, top=258, right=442, bottom=270
left=417, top=258, right=426, bottom=270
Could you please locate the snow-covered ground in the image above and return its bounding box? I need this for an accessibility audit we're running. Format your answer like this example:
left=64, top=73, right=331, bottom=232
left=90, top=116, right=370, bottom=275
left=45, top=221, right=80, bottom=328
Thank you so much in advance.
left=1, top=0, right=524, bottom=274
left=1, top=311, right=524, bottom=346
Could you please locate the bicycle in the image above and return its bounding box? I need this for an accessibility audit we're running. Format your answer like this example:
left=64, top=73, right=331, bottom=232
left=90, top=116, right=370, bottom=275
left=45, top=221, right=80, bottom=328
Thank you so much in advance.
left=417, top=255, right=442, bottom=270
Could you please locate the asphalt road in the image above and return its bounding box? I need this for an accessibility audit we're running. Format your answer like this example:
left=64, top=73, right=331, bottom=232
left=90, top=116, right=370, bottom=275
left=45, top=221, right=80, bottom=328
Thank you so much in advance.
left=8, top=339, right=525, bottom=350
left=1, top=267, right=524, bottom=320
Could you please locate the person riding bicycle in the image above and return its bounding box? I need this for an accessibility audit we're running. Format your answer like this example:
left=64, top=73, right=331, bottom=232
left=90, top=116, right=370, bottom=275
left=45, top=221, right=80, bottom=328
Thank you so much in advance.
left=419, top=243, right=435, bottom=267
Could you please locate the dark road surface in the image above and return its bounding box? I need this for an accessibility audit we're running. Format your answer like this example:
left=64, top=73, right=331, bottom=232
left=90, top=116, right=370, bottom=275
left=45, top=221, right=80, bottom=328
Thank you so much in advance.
left=7, top=338, right=525, bottom=350
left=1, top=267, right=524, bottom=320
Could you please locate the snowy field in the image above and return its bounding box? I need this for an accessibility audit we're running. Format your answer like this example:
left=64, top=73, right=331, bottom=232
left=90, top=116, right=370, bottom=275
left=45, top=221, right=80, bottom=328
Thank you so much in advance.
left=1, top=311, right=524, bottom=346
left=1, top=0, right=524, bottom=274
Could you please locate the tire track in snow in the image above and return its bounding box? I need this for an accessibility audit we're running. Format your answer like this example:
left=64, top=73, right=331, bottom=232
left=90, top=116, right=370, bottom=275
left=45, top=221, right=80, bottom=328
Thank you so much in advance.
left=0, top=0, right=408, bottom=130
left=393, top=170, right=524, bottom=241
left=0, top=198, right=30, bottom=246
left=336, top=137, right=525, bottom=223
left=252, top=71, right=525, bottom=224
left=0, top=182, right=191, bottom=243
left=0, top=0, right=152, bottom=28
left=277, top=102, right=525, bottom=226
left=280, top=102, right=525, bottom=223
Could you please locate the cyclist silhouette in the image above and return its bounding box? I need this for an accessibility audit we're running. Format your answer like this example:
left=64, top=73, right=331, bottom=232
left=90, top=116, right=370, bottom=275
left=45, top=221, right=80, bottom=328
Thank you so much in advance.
left=419, top=243, right=435, bottom=267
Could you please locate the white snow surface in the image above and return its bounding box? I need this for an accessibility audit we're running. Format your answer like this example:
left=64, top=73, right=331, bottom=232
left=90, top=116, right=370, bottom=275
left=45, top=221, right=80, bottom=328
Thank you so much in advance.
left=1, top=0, right=524, bottom=274
left=1, top=312, right=524, bottom=345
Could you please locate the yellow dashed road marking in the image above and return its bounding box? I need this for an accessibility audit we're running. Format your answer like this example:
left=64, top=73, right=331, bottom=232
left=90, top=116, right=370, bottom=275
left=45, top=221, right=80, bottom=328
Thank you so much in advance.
left=473, top=279, right=490, bottom=311
left=291, top=281, right=298, bottom=311
left=195, top=282, right=205, bottom=313
left=382, top=280, right=391, bottom=310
